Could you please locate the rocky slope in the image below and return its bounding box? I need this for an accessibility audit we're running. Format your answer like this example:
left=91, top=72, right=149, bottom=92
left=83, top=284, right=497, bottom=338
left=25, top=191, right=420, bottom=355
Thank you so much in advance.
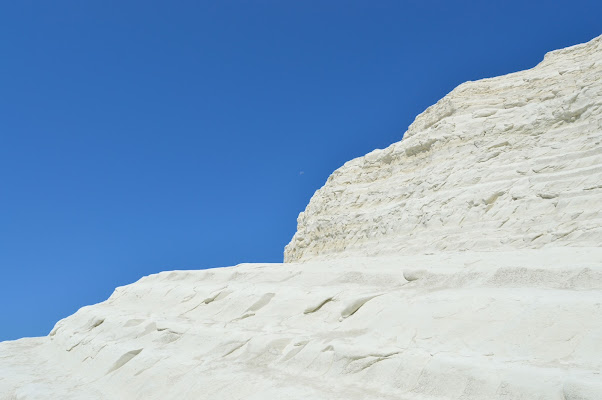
left=285, top=34, right=602, bottom=262
left=1, top=36, right=601, bottom=400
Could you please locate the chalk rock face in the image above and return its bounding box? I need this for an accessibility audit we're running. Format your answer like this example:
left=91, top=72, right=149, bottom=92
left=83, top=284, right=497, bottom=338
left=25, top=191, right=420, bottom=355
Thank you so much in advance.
left=1, top=36, right=602, bottom=400
left=285, top=34, right=602, bottom=262
left=2, top=250, right=602, bottom=399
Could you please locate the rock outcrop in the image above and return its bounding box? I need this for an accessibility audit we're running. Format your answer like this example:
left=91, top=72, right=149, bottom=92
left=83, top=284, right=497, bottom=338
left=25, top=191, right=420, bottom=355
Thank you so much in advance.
left=285, top=34, right=602, bottom=262
left=1, top=35, right=601, bottom=400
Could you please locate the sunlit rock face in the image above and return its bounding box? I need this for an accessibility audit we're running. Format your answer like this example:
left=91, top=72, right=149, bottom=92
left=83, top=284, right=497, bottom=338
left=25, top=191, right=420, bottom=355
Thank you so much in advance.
left=285, top=34, right=602, bottom=262
left=1, top=36, right=601, bottom=400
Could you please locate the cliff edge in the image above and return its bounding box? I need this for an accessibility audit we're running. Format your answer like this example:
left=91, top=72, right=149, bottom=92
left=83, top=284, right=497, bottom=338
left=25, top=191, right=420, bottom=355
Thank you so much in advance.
left=285, top=34, right=602, bottom=262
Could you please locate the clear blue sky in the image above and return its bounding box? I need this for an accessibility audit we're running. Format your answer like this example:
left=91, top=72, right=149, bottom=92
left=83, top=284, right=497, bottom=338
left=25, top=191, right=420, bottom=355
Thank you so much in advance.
left=1, top=1, right=600, bottom=341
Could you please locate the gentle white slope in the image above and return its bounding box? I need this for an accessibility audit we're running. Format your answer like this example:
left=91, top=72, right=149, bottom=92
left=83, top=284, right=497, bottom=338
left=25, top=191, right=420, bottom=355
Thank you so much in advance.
left=1, top=36, right=601, bottom=399
left=2, top=249, right=602, bottom=399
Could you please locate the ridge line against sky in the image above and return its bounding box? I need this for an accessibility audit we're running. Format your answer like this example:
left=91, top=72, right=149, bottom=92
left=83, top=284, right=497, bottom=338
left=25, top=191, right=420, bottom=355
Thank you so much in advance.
left=1, top=1, right=601, bottom=341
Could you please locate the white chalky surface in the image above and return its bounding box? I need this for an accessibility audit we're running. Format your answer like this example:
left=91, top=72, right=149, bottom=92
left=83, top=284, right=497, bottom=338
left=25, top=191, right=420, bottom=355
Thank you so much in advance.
left=1, top=35, right=601, bottom=400
left=285, top=34, right=602, bottom=262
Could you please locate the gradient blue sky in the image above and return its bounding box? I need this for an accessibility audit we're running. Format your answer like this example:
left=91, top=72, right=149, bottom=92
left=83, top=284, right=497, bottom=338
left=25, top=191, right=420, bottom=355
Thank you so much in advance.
left=1, top=1, right=600, bottom=341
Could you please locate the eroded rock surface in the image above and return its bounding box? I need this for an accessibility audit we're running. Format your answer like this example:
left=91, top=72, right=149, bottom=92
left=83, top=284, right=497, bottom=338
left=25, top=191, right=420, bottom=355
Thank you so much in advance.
left=2, top=250, right=602, bottom=399
left=285, top=35, right=602, bottom=262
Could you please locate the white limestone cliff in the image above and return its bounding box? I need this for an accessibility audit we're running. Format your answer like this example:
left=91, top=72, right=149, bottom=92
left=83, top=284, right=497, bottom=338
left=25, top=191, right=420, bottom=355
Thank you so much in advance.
left=285, top=34, right=602, bottom=262
left=1, top=35, right=601, bottom=400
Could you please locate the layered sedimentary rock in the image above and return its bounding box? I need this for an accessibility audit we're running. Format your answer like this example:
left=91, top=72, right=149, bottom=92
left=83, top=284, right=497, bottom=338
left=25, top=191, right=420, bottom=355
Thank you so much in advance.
left=286, top=34, right=602, bottom=261
left=1, top=36, right=601, bottom=400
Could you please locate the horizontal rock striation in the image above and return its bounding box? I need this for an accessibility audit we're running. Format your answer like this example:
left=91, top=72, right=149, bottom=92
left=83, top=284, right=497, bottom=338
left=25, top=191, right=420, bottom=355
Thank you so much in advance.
left=285, top=35, right=602, bottom=262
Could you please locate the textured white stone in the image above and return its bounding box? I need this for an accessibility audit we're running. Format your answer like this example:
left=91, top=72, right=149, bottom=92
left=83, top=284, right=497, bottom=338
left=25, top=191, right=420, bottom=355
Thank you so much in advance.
left=285, top=34, right=602, bottom=262
left=1, top=36, right=601, bottom=400
left=2, top=249, right=602, bottom=399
